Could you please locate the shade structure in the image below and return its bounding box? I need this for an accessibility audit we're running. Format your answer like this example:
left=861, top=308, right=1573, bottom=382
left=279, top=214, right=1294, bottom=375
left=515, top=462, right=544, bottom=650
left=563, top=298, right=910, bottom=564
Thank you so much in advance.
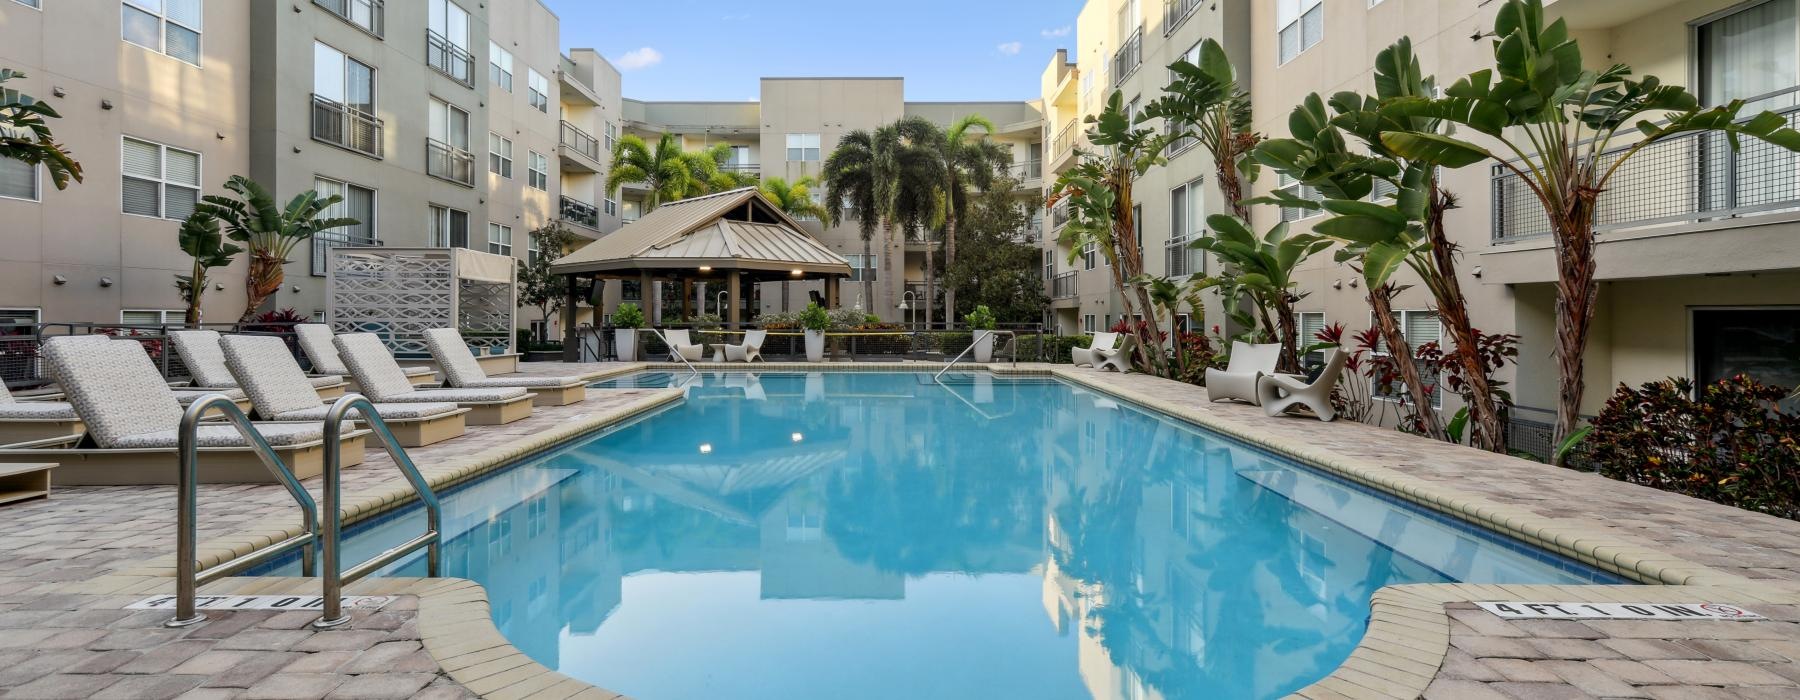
left=327, top=247, right=517, bottom=358
left=548, top=187, right=852, bottom=279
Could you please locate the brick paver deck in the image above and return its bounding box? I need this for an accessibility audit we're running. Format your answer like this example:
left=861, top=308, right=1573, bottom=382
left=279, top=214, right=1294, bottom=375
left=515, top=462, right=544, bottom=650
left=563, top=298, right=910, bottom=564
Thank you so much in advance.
left=0, top=361, right=1796, bottom=699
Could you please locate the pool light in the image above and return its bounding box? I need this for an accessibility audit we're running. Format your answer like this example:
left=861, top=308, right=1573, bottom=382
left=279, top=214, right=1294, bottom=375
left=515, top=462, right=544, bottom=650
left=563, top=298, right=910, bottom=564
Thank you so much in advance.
left=699, top=443, right=713, bottom=454
left=790, top=432, right=804, bottom=443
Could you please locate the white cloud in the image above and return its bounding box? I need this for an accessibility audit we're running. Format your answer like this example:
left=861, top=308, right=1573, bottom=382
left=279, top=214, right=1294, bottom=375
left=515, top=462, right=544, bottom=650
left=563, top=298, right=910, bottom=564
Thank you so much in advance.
left=1041, top=26, right=1071, bottom=38
left=614, top=47, right=664, bottom=71
left=997, top=41, right=1023, bottom=56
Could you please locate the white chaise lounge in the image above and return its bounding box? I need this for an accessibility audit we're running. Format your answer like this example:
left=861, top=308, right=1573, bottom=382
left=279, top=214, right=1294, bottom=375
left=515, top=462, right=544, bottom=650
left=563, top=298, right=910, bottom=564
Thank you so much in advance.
left=222, top=335, right=470, bottom=447
left=664, top=329, right=706, bottom=362
left=1257, top=347, right=1347, bottom=422
left=724, top=330, right=767, bottom=363
left=422, top=328, right=588, bottom=406
left=295, top=324, right=438, bottom=389
left=0, top=335, right=369, bottom=485
left=1206, top=341, right=1282, bottom=405
left=1072, top=332, right=1119, bottom=368
left=335, top=333, right=536, bottom=425
left=170, top=330, right=346, bottom=401
left=35, top=334, right=253, bottom=412
left=0, top=382, right=83, bottom=444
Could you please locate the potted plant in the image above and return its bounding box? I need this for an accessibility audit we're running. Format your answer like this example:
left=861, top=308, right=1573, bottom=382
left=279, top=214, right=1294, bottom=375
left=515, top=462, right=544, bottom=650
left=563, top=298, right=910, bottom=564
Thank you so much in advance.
left=800, top=302, right=829, bottom=362
left=613, top=303, right=645, bottom=361
left=966, top=305, right=998, bottom=362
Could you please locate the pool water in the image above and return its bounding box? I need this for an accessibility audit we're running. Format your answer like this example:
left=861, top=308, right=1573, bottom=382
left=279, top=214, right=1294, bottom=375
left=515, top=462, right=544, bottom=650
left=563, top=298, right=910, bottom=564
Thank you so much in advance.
left=276, top=371, right=1617, bottom=700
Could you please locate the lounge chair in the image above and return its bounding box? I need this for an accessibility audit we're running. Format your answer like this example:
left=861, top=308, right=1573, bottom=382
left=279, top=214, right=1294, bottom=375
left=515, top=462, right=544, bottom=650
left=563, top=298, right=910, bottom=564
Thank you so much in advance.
left=1258, top=347, right=1347, bottom=421
left=221, top=335, right=470, bottom=447
left=334, top=333, right=536, bottom=425
left=1206, top=341, right=1282, bottom=405
left=1071, top=332, right=1119, bottom=368
left=422, top=328, right=588, bottom=406
left=0, top=382, right=83, bottom=444
left=664, top=329, right=706, bottom=362
left=34, top=334, right=253, bottom=412
left=295, top=324, right=438, bottom=388
left=0, top=335, right=369, bottom=485
left=170, top=330, right=346, bottom=401
left=1094, top=334, right=1137, bottom=373
left=723, top=330, right=767, bottom=363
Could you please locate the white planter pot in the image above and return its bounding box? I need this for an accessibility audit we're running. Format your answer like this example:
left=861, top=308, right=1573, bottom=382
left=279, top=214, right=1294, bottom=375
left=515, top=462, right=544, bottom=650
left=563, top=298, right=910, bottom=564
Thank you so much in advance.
left=614, top=329, right=638, bottom=361
left=972, top=331, right=996, bottom=363
left=804, top=330, right=826, bottom=362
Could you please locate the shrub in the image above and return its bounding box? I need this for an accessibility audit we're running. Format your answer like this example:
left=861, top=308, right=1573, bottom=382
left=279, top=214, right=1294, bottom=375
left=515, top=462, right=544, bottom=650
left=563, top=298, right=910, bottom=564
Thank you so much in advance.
left=1580, top=376, right=1800, bottom=520
left=964, top=305, right=997, bottom=331
left=612, top=303, right=644, bottom=329
left=1015, top=334, right=1092, bottom=364
left=800, top=303, right=830, bottom=332
left=757, top=311, right=800, bottom=330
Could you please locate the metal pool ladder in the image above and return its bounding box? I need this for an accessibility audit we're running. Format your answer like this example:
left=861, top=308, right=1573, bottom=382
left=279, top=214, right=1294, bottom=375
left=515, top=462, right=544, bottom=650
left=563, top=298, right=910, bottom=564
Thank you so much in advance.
left=649, top=328, right=702, bottom=386
left=933, top=330, right=1010, bottom=382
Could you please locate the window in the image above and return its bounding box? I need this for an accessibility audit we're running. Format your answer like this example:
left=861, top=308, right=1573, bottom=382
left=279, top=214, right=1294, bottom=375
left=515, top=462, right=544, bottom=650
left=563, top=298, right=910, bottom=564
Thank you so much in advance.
left=429, top=98, right=469, bottom=150
left=488, top=133, right=512, bottom=178
left=122, top=137, right=199, bottom=220
left=123, top=0, right=203, bottom=66
left=1083, top=314, right=1097, bottom=334
left=603, top=198, right=617, bottom=216
left=314, top=43, right=375, bottom=114
left=314, top=0, right=381, bottom=36
left=1692, top=308, right=1800, bottom=397
left=1082, top=241, right=1097, bottom=270
left=429, top=204, right=469, bottom=248
left=527, top=151, right=548, bottom=190
left=486, top=222, right=512, bottom=256
left=1297, top=311, right=1327, bottom=365
left=0, top=158, right=38, bottom=201
left=489, top=41, right=513, bottom=92
left=1167, top=178, right=1206, bottom=277
left=428, top=98, right=472, bottom=184
left=527, top=69, right=549, bottom=113
left=15, top=0, right=42, bottom=8
left=0, top=309, right=39, bottom=338
left=786, top=133, right=820, bottom=162
left=426, top=0, right=472, bottom=84
left=311, top=177, right=375, bottom=276
left=121, top=309, right=183, bottom=325
left=526, top=233, right=541, bottom=263
left=845, top=254, right=878, bottom=282
left=1276, top=173, right=1324, bottom=222
left=1373, top=309, right=1442, bottom=407
left=604, top=121, right=617, bottom=152
left=1698, top=0, right=1799, bottom=111
left=1277, top=0, right=1323, bottom=65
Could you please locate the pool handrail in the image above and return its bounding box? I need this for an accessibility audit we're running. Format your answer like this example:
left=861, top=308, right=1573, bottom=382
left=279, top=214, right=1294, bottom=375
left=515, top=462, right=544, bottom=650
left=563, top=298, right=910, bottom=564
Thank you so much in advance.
left=933, top=329, right=1010, bottom=382
left=167, top=394, right=319, bottom=628
left=314, top=394, right=442, bottom=628
left=648, top=328, right=702, bottom=384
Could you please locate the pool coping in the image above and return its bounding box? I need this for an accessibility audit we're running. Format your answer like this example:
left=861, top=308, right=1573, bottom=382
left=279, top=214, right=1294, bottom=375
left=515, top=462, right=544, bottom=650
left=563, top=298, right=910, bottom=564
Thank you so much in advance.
left=87, top=362, right=1800, bottom=700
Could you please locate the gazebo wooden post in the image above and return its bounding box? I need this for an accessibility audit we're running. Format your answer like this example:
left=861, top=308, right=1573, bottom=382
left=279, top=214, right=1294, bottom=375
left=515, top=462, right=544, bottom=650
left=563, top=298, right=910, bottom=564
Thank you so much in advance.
left=560, top=272, right=581, bottom=362
left=826, top=276, right=839, bottom=308
left=681, top=278, right=694, bottom=321
left=638, top=270, right=653, bottom=323
left=726, top=270, right=742, bottom=329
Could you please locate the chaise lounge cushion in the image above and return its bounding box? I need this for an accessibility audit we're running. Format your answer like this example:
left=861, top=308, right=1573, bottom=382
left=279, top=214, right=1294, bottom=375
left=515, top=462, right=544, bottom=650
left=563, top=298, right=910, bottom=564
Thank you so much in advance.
left=295, top=324, right=434, bottom=379
left=0, top=402, right=79, bottom=420
left=110, top=422, right=340, bottom=449
left=423, top=328, right=584, bottom=388
left=221, top=335, right=461, bottom=422
left=172, top=330, right=341, bottom=390
left=336, top=333, right=528, bottom=404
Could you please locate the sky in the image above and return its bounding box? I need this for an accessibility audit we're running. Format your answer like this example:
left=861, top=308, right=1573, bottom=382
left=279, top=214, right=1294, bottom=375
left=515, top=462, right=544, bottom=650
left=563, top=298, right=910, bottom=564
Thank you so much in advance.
left=542, top=0, right=1089, bottom=102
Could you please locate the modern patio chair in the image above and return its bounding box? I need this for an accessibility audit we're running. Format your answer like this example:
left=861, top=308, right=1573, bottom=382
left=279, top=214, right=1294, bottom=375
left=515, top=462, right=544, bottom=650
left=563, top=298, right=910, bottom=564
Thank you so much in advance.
left=222, top=335, right=469, bottom=447
left=664, top=329, right=706, bottom=362
left=1257, top=347, right=1347, bottom=422
left=0, top=335, right=370, bottom=485
left=334, top=333, right=536, bottom=425
left=1071, top=332, right=1120, bottom=368
left=295, top=324, right=438, bottom=388
left=1094, top=334, right=1137, bottom=373
left=170, top=330, right=345, bottom=400
left=1206, top=341, right=1282, bottom=405
left=724, top=330, right=767, bottom=362
left=422, top=328, right=588, bottom=406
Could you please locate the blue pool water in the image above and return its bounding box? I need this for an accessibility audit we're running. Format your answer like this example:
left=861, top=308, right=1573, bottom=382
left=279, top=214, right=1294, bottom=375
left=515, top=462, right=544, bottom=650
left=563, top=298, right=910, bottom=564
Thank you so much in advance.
left=272, top=371, right=1618, bottom=699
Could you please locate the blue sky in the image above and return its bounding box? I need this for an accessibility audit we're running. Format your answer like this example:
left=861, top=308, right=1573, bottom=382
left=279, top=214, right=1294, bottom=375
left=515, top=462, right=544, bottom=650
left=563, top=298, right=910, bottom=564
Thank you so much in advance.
left=543, top=0, right=1088, bottom=102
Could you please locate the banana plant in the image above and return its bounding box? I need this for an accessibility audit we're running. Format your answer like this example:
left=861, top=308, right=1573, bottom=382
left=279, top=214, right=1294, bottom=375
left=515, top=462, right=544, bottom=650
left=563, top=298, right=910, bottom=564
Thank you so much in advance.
left=1142, top=39, right=1260, bottom=219
left=1189, top=215, right=1332, bottom=374
left=0, top=69, right=82, bottom=190
left=1377, top=0, right=1800, bottom=458
left=195, top=176, right=356, bottom=323
left=173, top=211, right=240, bottom=326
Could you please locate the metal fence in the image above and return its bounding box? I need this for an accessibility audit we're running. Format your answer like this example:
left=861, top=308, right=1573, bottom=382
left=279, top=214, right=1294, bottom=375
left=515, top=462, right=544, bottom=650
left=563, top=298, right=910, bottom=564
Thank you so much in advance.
left=425, top=30, right=474, bottom=86
left=1053, top=119, right=1079, bottom=164
left=426, top=138, right=474, bottom=186
left=0, top=322, right=316, bottom=391
left=559, top=120, right=600, bottom=162
left=1112, top=27, right=1142, bottom=86
left=1051, top=271, right=1078, bottom=299
left=575, top=324, right=1088, bottom=364
left=1165, top=0, right=1203, bottom=35
left=560, top=195, right=599, bottom=229
left=314, top=0, right=382, bottom=36
left=311, top=94, right=384, bottom=158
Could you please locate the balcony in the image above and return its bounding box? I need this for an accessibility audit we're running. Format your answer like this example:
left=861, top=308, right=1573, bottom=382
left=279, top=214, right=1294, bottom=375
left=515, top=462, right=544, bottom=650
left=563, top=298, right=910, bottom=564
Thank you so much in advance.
left=1051, top=200, right=1071, bottom=229
left=720, top=163, right=759, bottom=175
left=1164, top=0, right=1202, bottom=35
left=425, top=138, right=474, bottom=186
left=1051, top=119, right=1079, bottom=169
left=1490, top=102, right=1800, bottom=243
left=559, top=120, right=601, bottom=172
left=426, top=30, right=474, bottom=87
left=560, top=195, right=599, bottom=230
left=1007, top=159, right=1042, bottom=183
left=313, top=0, right=382, bottom=37
left=1112, top=27, right=1142, bottom=86
left=1050, top=271, right=1077, bottom=299
left=310, top=94, right=383, bottom=159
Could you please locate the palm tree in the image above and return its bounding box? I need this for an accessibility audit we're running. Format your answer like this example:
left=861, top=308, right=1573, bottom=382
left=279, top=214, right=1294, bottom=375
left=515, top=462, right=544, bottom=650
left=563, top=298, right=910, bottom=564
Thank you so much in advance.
left=911, top=115, right=1009, bottom=327
left=823, top=129, right=884, bottom=308
left=1144, top=39, right=1259, bottom=220
left=823, top=125, right=941, bottom=314
left=759, top=176, right=828, bottom=221
left=1, top=69, right=82, bottom=190
left=606, top=132, right=749, bottom=212
left=195, top=176, right=356, bottom=322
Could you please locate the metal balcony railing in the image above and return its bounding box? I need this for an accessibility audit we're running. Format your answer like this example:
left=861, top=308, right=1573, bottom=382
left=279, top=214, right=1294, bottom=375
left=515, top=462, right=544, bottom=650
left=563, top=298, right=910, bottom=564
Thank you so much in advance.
left=720, top=163, right=759, bottom=174
left=1112, top=27, right=1142, bottom=86
left=311, top=232, right=379, bottom=277
left=1051, top=200, right=1071, bottom=229
left=1165, top=0, right=1203, bottom=35
left=310, top=94, right=383, bottom=158
left=1008, top=160, right=1042, bottom=181
left=1491, top=98, right=1800, bottom=243
left=560, top=195, right=599, bottom=229
left=426, top=30, right=474, bottom=87
left=1053, top=119, right=1079, bottom=163
left=425, top=138, right=474, bottom=186
left=559, top=121, right=600, bottom=162
left=1051, top=271, right=1077, bottom=299
left=1165, top=235, right=1202, bottom=278
left=314, top=0, right=382, bottom=37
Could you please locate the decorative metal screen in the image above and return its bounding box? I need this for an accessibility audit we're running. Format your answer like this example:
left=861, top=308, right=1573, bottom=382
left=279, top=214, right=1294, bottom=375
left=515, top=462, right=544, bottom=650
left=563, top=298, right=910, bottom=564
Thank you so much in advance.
left=327, top=247, right=515, bottom=358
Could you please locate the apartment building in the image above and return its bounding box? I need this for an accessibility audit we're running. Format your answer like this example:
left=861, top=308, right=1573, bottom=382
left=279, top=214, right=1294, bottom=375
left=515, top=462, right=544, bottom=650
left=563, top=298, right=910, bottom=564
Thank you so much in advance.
left=0, top=0, right=618, bottom=338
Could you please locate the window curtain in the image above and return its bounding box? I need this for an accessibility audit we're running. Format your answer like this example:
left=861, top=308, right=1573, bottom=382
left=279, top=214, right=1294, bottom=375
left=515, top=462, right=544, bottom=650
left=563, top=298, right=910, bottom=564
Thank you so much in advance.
left=1702, top=0, right=1799, bottom=110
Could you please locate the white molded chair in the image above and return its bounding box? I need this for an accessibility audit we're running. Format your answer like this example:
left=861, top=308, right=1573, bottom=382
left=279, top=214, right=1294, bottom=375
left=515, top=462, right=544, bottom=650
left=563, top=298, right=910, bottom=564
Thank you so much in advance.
left=1257, top=347, right=1347, bottom=421
left=1071, top=332, right=1119, bottom=368
left=664, top=329, right=705, bottom=362
left=1205, top=341, right=1282, bottom=405
left=1094, top=334, right=1137, bottom=373
left=724, top=330, right=767, bottom=362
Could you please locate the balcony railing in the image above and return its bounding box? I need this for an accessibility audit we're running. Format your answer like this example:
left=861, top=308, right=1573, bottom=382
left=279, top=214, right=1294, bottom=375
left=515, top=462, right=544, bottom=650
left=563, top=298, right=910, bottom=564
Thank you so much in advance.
left=310, top=94, right=383, bottom=158
left=1008, top=160, right=1042, bottom=181
left=1165, top=235, right=1203, bottom=278
left=425, top=138, right=474, bottom=186
left=1112, top=27, right=1143, bottom=86
left=1165, top=0, right=1203, bottom=35
left=1053, top=119, right=1079, bottom=163
left=311, top=232, right=380, bottom=277
left=314, top=0, right=382, bottom=37
left=1490, top=101, right=1800, bottom=243
left=720, top=163, right=759, bottom=174
left=1051, top=271, right=1077, bottom=299
left=426, top=30, right=474, bottom=87
left=559, top=121, right=600, bottom=162
left=560, top=195, right=599, bottom=229
left=1051, top=200, right=1071, bottom=229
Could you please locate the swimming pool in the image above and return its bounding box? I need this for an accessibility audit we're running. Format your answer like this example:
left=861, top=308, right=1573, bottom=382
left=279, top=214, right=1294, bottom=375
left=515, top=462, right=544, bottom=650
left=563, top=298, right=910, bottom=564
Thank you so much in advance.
left=273, top=371, right=1618, bottom=699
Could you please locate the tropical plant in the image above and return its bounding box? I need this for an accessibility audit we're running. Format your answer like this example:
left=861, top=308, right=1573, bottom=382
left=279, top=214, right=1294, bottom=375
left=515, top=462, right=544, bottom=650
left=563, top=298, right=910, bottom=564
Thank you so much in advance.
left=1314, top=323, right=1376, bottom=424
left=516, top=223, right=579, bottom=342
left=0, top=69, right=82, bottom=190
left=194, top=176, right=355, bottom=323
left=964, top=305, right=996, bottom=331
left=1047, top=92, right=1176, bottom=377
left=612, top=302, right=645, bottom=329
left=1416, top=330, right=1519, bottom=445
left=1144, top=39, right=1259, bottom=219
left=823, top=123, right=942, bottom=315
left=758, top=176, right=828, bottom=221
left=1377, top=0, right=1800, bottom=458
left=799, top=302, right=830, bottom=332
left=605, top=133, right=749, bottom=212
left=1189, top=215, right=1331, bottom=375
left=173, top=211, right=240, bottom=325
left=914, top=114, right=1011, bottom=326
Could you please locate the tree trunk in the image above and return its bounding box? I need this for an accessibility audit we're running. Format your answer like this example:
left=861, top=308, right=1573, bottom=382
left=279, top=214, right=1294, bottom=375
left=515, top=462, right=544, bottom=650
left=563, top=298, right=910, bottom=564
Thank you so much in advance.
left=1422, top=183, right=1506, bottom=452
left=924, top=227, right=936, bottom=329
left=1370, top=285, right=1445, bottom=441
left=1551, top=215, right=1599, bottom=465
left=240, top=252, right=284, bottom=323
left=943, top=210, right=957, bottom=326
left=1273, top=292, right=1301, bottom=374
left=861, top=228, right=875, bottom=313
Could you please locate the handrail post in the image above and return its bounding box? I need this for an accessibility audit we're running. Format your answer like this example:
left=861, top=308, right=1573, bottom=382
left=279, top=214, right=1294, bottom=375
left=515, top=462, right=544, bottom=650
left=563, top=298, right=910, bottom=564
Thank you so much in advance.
left=316, top=395, right=442, bottom=629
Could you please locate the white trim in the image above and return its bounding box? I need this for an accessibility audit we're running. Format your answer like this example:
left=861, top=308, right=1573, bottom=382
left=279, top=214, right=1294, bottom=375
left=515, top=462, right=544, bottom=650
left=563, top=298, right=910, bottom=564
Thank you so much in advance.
left=121, top=0, right=204, bottom=67
left=0, top=157, right=41, bottom=202
left=119, top=135, right=202, bottom=221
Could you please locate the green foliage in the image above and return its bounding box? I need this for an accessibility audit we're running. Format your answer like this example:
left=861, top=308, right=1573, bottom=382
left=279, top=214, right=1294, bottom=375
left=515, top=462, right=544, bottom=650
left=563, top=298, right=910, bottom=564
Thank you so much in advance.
left=799, top=302, right=830, bottom=332
left=0, top=69, right=82, bottom=190
left=1580, top=376, right=1800, bottom=520
left=173, top=211, right=240, bottom=325
left=195, top=175, right=356, bottom=322
left=516, top=223, right=580, bottom=340
left=964, top=305, right=996, bottom=330
left=942, top=174, right=1048, bottom=323
left=758, top=176, right=828, bottom=221
left=605, top=132, right=747, bottom=211
left=1190, top=214, right=1331, bottom=371
left=612, top=302, right=645, bottom=329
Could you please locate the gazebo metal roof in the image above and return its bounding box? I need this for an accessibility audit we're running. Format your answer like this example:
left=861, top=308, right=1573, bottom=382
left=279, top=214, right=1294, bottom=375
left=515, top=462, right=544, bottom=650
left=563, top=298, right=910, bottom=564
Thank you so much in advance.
left=548, top=187, right=852, bottom=278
